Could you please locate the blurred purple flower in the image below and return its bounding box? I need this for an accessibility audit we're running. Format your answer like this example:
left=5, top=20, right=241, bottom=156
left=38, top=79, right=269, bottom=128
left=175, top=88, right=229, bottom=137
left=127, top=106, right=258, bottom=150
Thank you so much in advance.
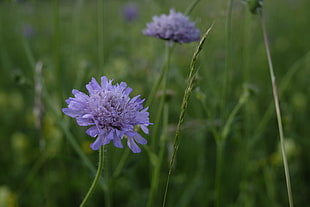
left=22, top=24, right=35, bottom=39
left=121, top=3, right=139, bottom=23
left=62, top=76, right=152, bottom=153
left=142, top=9, right=200, bottom=44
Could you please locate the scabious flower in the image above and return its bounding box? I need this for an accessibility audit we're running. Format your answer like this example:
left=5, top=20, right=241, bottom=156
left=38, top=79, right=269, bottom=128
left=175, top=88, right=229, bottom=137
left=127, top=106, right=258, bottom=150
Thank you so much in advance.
left=22, top=24, right=35, bottom=39
left=142, top=9, right=200, bottom=44
left=62, top=76, right=152, bottom=153
left=121, top=3, right=139, bottom=23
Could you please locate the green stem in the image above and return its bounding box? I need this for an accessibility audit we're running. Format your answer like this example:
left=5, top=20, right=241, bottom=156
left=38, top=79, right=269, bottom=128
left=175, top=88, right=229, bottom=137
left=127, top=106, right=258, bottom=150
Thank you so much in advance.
left=215, top=139, right=224, bottom=207
left=148, top=43, right=171, bottom=207
left=97, top=0, right=104, bottom=71
left=221, top=86, right=249, bottom=140
left=252, top=49, right=310, bottom=145
left=147, top=104, right=169, bottom=207
left=148, top=44, right=172, bottom=149
left=221, top=0, right=234, bottom=118
left=146, top=44, right=172, bottom=108
left=259, top=9, right=294, bottom=207
left=162, top=25, right=213, bottom=207
left=242, top=7, right=251, bottom=84
left=185, top=0, right=201, bottom=15
left=103, top=147, right=111, bottom=207
left=80, top=146, right=105, bottom=207
left=113, top=148, right=130, bottom=178
left=215, top=86, right=249, bottom=207
left=53, top=0, right=61, bottom=77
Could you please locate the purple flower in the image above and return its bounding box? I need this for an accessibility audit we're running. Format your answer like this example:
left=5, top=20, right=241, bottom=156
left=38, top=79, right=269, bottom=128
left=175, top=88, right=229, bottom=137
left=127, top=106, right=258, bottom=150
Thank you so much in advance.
left=62, top=76, right=152, bottom=153
left=142, top=9, right=200, bottom=44
left=121, top=3, right=139, bottom=23
left=22, top=24, right=35, bottom=39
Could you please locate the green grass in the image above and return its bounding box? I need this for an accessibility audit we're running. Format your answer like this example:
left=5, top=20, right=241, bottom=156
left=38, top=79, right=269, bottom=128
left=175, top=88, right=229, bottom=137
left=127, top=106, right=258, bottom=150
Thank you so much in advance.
left=1, top=0, right=310, bottom=206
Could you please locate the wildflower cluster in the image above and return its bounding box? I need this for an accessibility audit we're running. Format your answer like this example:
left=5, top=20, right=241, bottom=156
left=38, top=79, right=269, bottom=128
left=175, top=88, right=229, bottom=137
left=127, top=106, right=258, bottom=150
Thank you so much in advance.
left=63, top=9, right=201, bottom=153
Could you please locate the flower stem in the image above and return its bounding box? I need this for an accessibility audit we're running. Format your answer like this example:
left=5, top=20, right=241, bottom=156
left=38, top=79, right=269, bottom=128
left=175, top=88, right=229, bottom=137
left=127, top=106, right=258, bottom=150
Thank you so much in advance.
left=146, top=44, right=172, bottom=108
left=215, top=86, right=249, bottom=207
left=221, top=0, right=234, bottom=119
left=162, top=25, right=213, bottom=207
left=148, top=43, right=171, bottom=207
left=80, top=146, right=105, bottom=207
left=97, top=0, right=104, bottom=71
left=215, top=139, right=224, bottom=207
left=185, top=0, right=201, bottom=15
left=148, top=44, right=172, bottom=149
left=221, top=86, right=249, bottom=140
left=259, top=9, right=294, bottom=207
left=147, top=104, right=169, bottom=207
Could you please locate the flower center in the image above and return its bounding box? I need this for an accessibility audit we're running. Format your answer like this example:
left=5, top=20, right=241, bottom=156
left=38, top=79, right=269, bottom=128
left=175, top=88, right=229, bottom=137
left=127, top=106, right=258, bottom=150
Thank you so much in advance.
left=88, top=90, right=135, bottom=129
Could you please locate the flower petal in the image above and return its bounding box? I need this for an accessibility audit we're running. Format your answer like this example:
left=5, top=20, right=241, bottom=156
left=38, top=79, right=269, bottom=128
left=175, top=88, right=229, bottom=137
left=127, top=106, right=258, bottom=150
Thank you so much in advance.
left=90, top=137, right=103, bottom=150
left=86, top=78, right=101, bottom=94
left=90, top=134, right=111, bottom=150
left=113, top=136, right=123, bottom=148
left=86, top=126, right=99, bottom=137
left=127, top=137, right=141, bottom=153
left=133, top=133, right=147, bottom=145
left=140, top=125, right=149, bottom=134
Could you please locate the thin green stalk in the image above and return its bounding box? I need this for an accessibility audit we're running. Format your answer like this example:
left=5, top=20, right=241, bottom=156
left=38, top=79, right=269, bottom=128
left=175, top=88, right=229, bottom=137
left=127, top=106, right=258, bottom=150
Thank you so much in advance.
left=162, top=25, right=213, bottom=207
left=215, top=86, right=250, bottom=207
left=146, top=44, right=172, bottom=108
left=259, top=9, right=294, bottom=207
left=97, top=0, right=104, bottom=71
left=221, top=86, right=250, bottom=140
left=215, top=139, right=224, bottom=207
left=148, top=44, right=171, bottom=207
left=103, top=147, right=111, bottom=207
left=147, top=104, right=169, bottom=207
left=197, top=95, right=221, bottom=141
left=251, top=49, right=310, bottom=146
left=53, top=0, right=61, bottom=77
left=113, top=148, right=130, bottom=178
left=148, top=44, right=172, bottom=148
left=80, top=146, right=105, bottom=207
left=242, top=7, right=251, bottom=84
left=241, top=7, right=252, bottom=165
left=221, top=0, right=234, bottom=118
left=185, top=0, right=201, bottom=15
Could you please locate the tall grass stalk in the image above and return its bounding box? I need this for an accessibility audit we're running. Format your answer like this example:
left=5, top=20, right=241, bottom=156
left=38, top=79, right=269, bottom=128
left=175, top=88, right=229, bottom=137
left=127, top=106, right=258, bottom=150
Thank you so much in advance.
left=162, top=25, right=213, bottom=207
left=147, top=44, right=172, bottom=148
left=113, top=148, right=130, bottom=178
left=97, top=0, right=104, bottom=71
left=184, top=0, right=201, bottom=15
left=146, top=44, right=172, bottom=108
left=215, top=85, right=250, bottom=207
left=147, top=104, right=169, bottom=207
left=80, top=146, right=105, bottom=207
left=259, top=9, right=294, bottom=207
left=53, top=0, right=61, bottom=79
left=214, top=139, right=224, bottom=207
left=148, top=44, right=171, bottom=207
left=251, top=50, right=310, bottom=147
left=221, top=0, right=234, bottom=118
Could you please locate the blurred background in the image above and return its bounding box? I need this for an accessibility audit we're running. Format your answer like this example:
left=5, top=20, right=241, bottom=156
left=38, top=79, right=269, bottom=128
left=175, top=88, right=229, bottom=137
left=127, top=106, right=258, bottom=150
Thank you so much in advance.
left=0, top=0, right=310, bottom=206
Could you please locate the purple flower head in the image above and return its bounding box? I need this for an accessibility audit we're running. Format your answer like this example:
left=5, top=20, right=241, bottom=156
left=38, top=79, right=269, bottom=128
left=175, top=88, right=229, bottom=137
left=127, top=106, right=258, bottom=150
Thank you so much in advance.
left=121, top=3, right=139, bottom=23
left=22, top=24, right=35, bottom=39
left=142, top=9, right=200, bottom=44
left=62, top=76, right=152, bottom=153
